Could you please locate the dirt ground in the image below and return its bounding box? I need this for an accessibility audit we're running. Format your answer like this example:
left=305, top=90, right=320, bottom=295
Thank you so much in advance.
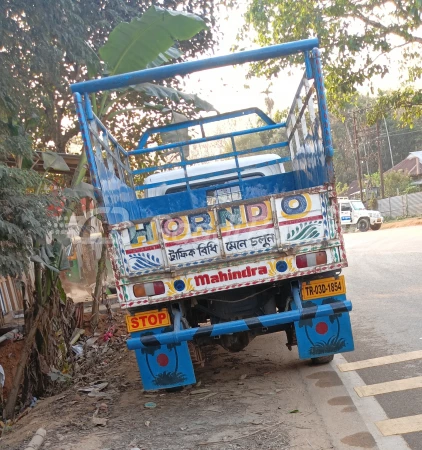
left=381, top=217, right=422, bottom=229
left=1, top=323, right=341, bottom=450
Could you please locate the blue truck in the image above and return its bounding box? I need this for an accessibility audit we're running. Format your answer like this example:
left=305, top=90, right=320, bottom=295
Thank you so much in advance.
left=71, top=38, right=354, bottom=391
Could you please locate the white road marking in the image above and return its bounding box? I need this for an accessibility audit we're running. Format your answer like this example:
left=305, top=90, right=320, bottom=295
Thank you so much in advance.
left=376, top=414, right=422, bottom=436
left=332, top=354, right=410, bottom=450
left=355, top=376, right=422, bottom=397
left=338, top=350, right=422, bottom=372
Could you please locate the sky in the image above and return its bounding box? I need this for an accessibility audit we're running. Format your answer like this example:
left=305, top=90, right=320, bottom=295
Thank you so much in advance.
left=183, top=4, right=419, bottom=118
left=184, top=5, right=300, bottom=115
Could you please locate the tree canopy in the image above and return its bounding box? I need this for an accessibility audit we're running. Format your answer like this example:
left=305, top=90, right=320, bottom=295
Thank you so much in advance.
left=331, top=93, right=422, bottom=186
left=0, top=2, right=217, bottom=278
left=1, top=0, right=219, bottom=155
left=238, top=0, right=422, bottom=121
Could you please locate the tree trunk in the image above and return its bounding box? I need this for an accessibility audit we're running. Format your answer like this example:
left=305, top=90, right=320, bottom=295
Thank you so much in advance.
left=91, top=243, right=107, bottom=330
left=74, top=201, right=97, bottom=286
left=4, top=307, right=44, bottom=420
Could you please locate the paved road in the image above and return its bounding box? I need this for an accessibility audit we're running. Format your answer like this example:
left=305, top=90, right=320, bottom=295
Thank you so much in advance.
left=342, top=226, right=422, bottom=449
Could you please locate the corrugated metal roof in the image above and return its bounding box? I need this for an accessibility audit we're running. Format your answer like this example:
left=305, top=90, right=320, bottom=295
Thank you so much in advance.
left=386, top=153, right=422, bottom=177
left=409, top=151, right=422, bottom=163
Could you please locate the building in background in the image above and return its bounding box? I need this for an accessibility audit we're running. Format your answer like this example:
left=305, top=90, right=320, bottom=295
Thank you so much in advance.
left=386, top=151, right=422, bottom=186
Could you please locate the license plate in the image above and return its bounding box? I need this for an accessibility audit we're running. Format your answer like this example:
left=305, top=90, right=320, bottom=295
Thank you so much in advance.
left=126, top=309, right=171, bottom=333
left=301, top=276, right=346, bottom=301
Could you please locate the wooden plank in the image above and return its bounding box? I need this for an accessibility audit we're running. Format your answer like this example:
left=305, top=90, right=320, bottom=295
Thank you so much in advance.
left=355, top=376, right=422, bottom=397
left=376, top=414, right=422, bottom=436
left=337, top=350, right=422, bottom=372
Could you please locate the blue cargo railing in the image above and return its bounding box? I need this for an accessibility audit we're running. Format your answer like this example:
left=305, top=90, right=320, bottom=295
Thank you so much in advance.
left=71, top=39, right=319, bottom=94
left=71, top=38, right=335, bottom=224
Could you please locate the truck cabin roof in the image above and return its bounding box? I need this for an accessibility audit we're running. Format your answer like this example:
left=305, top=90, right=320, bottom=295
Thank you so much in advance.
left=144, top=154, right=285, bottom=197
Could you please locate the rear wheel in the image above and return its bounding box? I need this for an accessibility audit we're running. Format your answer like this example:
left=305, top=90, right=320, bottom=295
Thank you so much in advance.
left=357, top=218, right=370, bottom=232
left=311, top=355, right=334, bottom=365
left=166, top=386, right=184, bottom=393
left=370, top=223, right=381, bottom=231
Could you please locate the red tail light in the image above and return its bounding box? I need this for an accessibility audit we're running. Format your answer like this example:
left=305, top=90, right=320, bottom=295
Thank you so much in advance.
left=151, top=281, right=165, bottom=295
left=133, top=281, right=165, bottom=297
left=296, top=251, right=327, bottom=269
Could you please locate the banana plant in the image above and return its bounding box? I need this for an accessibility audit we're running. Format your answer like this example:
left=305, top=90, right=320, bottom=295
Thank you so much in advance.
left=67, top=6, right=215, bottom=327
left=72, top=6, right=214, bottom=188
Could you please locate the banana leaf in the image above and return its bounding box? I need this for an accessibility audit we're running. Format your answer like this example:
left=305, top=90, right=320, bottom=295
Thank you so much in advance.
left=99, top=6, right=206, bottom=76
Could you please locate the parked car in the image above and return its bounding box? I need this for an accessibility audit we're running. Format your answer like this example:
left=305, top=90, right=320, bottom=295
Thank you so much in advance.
left=338, top=198, right=383, bottom=232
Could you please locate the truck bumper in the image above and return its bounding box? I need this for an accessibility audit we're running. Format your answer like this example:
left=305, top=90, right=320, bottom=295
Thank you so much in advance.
left=127, top=301, right=352, bottom=349
left=127, top=291, right=354, bottom=390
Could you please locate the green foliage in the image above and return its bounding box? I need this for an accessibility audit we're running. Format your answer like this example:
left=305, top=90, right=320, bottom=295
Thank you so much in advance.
left=366, top=88, right=422, bottom=128
left=336, top=181, right=349, bottom=196
left=0, top=164, right=61, bottom=277
left=70, top=5, right=216, bottom=189
left=41, top=151, right=70, bottom=172
left=364, top=172, right=381, bottom=189
left=364, top=169, right=418, bottom=198
left=1, top=1, right=219, bottom=154
left=99, top=7, right=207, bottom=75
left=131, top=83, right=215, bottom=113
left=384, top=170, right=418, bottom=197
left=331, top=93, right=422, bottom=186
left=238, top=0, right=422, bottom=120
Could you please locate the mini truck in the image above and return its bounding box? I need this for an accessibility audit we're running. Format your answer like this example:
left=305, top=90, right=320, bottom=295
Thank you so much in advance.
left=71, top=38, right=354, bottom=391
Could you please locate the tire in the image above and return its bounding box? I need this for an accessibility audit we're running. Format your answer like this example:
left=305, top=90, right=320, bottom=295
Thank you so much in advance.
left=357, top=218, right=370, bottom=232
left=370, top=223, right=381, bottom=231
left=165, top=386, right=184, bottom=393
left=311, top=354, right=334, bottom=365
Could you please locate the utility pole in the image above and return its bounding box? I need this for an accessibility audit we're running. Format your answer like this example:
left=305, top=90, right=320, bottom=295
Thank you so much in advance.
left=352, top=112, right=364, bottom=201
left=383, top=116, right=394, bottom=168
left=376, top=121, right=385, bottom=199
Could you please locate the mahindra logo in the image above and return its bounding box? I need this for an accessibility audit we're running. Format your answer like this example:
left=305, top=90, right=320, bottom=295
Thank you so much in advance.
left=194, top=266, right=268, bottom=286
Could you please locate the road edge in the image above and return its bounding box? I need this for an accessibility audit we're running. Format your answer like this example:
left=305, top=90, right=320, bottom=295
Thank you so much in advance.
left=332, top=354, right=410, bottom=450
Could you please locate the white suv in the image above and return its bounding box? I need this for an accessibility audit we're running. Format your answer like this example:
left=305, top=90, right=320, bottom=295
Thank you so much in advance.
left=338, top=198, right=383, bottom=232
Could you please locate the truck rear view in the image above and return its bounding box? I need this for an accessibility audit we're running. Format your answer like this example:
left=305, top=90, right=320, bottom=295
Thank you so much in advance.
left=71, top=38, right=354, bottom=391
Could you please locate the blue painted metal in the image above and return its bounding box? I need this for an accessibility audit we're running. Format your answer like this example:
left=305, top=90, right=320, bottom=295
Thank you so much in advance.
left=291, top=282, right=303, bottom=311
left=132, top=326, right=196, bottom=390
left=74, top=107, right=138, bottom=222
left=73, top=93, right=102, bottom=200
left=304, top=52, right=313, bottom=80
left=135, top=156, right=290, bottom=192
left=71, top=38, right=336, bottom=224
left=311, top=48, right=334, bottom=182
left=84, top=93, right=94, bottom=121
left=172, top=308, right=182, bottom=333
left=138, top=107, right=275, bottom=148
left=131, top=122, right=286, bottom=156
left=231, top=135, right=243, bottom=188
left=133, top=172, right=297, bottom=219
left=93, top=115, right=128, bottom=156
left=132, top=142, right=289, bottom=177
left=71, top=39, right=319, bottom=94
left=127, top=301, right=352, bottom=349
left=291, top=288, right=354, bottom=359
left=132, top=307, right=195, bottom=390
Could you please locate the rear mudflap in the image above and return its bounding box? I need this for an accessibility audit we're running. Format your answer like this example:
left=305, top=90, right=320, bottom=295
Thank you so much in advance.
left=292, top=294, right=354, bottom=359
left=132, top=327, right=196, bottom=390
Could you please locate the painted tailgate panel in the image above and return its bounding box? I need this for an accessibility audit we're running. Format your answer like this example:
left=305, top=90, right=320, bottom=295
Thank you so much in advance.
left=116, top=244, right=346, bottom=309
left=276, top=193, right=326, bottom=244
left=111, top=188, right=336, bottom=279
